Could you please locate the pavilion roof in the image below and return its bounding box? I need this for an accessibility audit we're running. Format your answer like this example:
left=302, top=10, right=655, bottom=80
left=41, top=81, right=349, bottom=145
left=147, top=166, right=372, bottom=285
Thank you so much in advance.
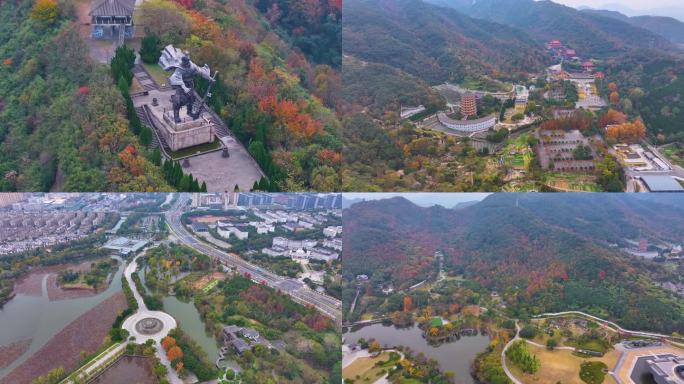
left=89, top=0, right=135, bottom=17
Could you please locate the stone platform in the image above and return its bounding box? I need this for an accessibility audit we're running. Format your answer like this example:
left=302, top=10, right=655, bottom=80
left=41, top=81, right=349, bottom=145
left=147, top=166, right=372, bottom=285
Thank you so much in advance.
left=148, top=106, right=216, bottom=152
left=131, top=86, right=264, bottom=192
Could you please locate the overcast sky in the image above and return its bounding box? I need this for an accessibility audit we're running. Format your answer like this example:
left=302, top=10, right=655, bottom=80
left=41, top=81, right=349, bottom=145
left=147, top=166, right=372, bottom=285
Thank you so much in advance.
left=553, top=0, right=681, bottom=10
left=344, top=193, right=490, bottom=208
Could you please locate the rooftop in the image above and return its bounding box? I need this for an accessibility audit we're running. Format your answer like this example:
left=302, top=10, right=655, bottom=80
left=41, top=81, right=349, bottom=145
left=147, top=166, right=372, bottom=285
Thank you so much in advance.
left=641, top=176, right=684, bottom=192
left=89, top=0, right=135, bottom=16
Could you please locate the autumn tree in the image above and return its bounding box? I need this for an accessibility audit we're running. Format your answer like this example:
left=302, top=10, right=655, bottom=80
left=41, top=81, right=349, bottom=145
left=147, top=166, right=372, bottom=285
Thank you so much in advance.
left=609, top=91, right=620, bottom=104
left=605, top=119, right=646, bottom=143
left=167, top=345, right=184, bottom=362
left=162, top=336, right=176, bottom=351
left=599, top=109, right=627, bottom=128
left=139, top=0, right=191, bottom=45
left=403, top=295, right=412, bottom=312
left=30, top=0, right=59, bottom=23
left=368, top=340, right=381, bottom=353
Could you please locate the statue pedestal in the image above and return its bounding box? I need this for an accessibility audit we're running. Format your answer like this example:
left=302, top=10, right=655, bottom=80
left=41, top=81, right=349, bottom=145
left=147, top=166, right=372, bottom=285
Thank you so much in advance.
left=150, top=108, right=216, bottom=151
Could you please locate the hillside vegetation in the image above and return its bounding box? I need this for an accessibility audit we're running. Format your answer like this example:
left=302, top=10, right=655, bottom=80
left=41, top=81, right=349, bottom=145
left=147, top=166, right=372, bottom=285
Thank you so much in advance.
left=0, top=0, right=171, bottom=191
left=434, top=0, right=676, bottom=58
left=343, top=194, right=684, bottom=333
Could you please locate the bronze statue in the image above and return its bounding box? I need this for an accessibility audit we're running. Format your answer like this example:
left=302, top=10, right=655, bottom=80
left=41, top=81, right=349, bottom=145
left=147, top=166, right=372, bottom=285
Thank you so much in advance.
left=159, top=45, right=215, bottom=123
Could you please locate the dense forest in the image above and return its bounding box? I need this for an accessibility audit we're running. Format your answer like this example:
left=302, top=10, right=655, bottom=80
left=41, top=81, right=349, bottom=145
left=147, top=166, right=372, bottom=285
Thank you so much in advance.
left=0, top=0, right=341, bottom=191
left=434, top=0, right=675, bottom=58
left=254, top=0, right=341, bottom=67
left=601, top=50, right=684, bottom=143
left=342, top=194, right=684, bottom=333
left=0, top=0, right=171, bottom=191
left=155, top=0, right=342, bottom=191
left=196, top=275, right=341, bottom=383
left=343, top=0, right=548, bottom=87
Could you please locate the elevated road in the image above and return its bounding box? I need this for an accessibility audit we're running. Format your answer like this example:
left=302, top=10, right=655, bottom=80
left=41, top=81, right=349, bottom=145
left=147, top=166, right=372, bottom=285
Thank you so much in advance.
left=164, top=194, right=342, bottom=324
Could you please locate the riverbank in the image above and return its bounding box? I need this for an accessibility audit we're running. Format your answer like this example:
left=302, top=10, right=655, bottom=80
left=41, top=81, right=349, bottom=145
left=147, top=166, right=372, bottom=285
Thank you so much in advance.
left=0, top=340, right=31, bottom=370
left=0, top=293, right=127, bottom=384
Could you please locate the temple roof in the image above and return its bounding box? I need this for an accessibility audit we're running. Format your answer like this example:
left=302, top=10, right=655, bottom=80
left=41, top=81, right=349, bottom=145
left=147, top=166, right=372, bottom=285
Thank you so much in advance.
left=89, top=0, right=135, bottom=17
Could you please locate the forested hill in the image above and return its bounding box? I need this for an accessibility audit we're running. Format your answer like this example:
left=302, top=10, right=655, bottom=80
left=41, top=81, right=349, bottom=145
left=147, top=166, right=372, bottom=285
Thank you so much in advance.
left=0, top=0, right=171, bottom=192
left=343, top=0, right=549, bottom=85
left=581, top=9, right=684, bottom=45
left=0, top=0, right=342, bottom=191
left=342, top=194, right=684, bottom=333
left=430, top=0, right=677, bottom=58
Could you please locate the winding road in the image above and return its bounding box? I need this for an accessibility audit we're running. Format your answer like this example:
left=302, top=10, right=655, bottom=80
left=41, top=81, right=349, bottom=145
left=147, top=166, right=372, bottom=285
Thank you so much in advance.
left=164, top=194, right=343, bottom=324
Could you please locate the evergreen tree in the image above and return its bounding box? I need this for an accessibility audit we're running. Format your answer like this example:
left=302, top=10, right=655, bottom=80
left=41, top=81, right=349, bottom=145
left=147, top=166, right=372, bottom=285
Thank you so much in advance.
left=139, top=34, right=161, bottom=64
left=140, top=127, right=152, bottom=146
left=200, top=181, right=207, bottom=192
left=179, top=174, right=191, bottom=191
left=252, top=181, right=259, bottom=191
left=117, top=76, right=129, bottom=96
left=151, top=148, right=162, bottom=166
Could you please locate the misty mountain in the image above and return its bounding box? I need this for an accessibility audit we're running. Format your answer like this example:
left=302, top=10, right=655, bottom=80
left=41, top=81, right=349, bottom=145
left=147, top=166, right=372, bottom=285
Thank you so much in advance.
left=343, top=0, right=549, bottom=85
left=597, top=2, right=684, bottom=22
left=426, top=0, right=676, bottom=57
left=582, top=9, right=684, bottom=44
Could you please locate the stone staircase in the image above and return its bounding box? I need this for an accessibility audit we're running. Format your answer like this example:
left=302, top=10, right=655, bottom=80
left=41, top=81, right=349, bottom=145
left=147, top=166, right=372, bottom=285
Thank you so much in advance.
left=136, top=106, right=171, bottom=155
left=132, top=64, right=158, bottom=91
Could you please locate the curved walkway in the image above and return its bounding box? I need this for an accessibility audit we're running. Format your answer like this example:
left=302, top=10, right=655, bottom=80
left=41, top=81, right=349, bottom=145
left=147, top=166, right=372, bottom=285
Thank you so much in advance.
left=533, top=311, right=684, bottom=343
left=121, top=255, right=176, bottom=343
left=502, top=312, right=684, bottom=384
left=121, top=254, right=181, bottom=384
left=501, top=321, right=524, bottom=384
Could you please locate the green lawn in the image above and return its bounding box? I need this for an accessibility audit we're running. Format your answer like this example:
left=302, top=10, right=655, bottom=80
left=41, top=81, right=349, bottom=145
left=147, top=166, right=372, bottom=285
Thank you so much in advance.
left=660, top=145, right=684, bottom=168
left=579, top=361, right=607, bottom=384
left=430, top=317, right=443, bottom=327
left=142, top=62, right=171, bottom=87
left=545, top=173, right=601, bottom=192
left=503, top=134, right=533, bottom=170
left=168, top=140, right=222, bottom=160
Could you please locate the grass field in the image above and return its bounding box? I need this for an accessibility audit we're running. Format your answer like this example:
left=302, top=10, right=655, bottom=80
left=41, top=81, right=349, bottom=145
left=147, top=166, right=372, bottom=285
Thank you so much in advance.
left=342, top=352, right=395, bottom=383
left=545, top=174, right=601, bottom=192
left=168, top=140, right=222, bottom=160
left=660, top=145, right=684, bottom=168
left=509, top=343, right=619, bottom=384
left=142, top=62, right=171, bottom=87
left=503, top=133, right=533, bottom=170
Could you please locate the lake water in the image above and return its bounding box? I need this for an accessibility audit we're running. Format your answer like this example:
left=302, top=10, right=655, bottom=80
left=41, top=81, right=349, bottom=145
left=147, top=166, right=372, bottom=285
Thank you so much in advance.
left=137, top=267, right=223, bottom=366
left=344, top=323, right=490, bottom=384
left=0, top=257, right=125, bottom=379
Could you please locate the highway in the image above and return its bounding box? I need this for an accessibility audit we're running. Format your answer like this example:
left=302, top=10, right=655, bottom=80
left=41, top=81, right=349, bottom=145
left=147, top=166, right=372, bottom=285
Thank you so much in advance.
left=163, top=194, right=342, bottom=324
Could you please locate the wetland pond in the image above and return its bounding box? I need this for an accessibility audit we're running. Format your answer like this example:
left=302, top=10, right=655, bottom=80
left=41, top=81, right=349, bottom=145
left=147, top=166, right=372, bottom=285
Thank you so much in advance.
left=344, top=323, right=490, bottom=384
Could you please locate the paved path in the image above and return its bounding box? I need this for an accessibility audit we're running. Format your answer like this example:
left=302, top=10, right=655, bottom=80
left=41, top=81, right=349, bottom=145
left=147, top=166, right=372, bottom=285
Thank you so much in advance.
left=532, top=311, right=684, bottom=343
left=121, top=254, right=182, bottom=384
left=523, top=339, right=575, bottom=351
left=501, top=321, right=525, bottom=384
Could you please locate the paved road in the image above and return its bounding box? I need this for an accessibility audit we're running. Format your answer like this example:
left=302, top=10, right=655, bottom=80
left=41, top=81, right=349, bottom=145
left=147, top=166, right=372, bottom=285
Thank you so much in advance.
left=164, top=194, right=342, bottom=323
